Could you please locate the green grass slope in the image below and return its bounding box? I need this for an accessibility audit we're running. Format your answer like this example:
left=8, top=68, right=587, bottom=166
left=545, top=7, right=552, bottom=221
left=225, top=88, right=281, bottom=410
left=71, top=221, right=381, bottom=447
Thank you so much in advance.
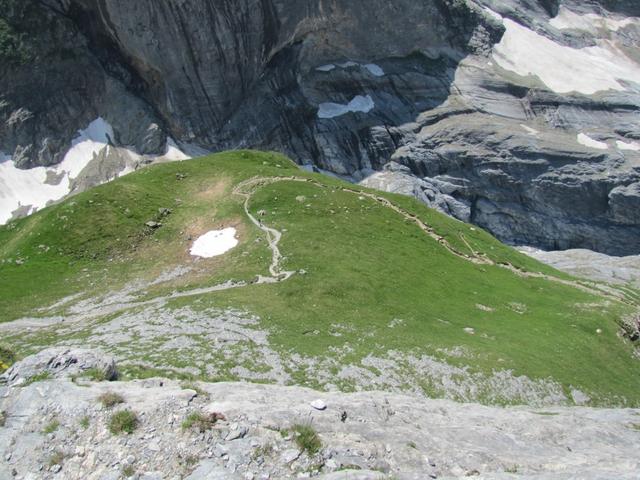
left=1, top=151, right=638, bottom=405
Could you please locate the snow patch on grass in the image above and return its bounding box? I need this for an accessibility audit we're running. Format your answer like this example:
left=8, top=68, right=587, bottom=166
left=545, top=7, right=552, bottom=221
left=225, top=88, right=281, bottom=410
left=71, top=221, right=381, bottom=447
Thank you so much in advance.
left=190, top=228, right=239, bottom=258
left=318, top=95, right=375, bottom=119
left=493, top=19, right=640, bottom=94
left=577, top=133, right=608, bottom=150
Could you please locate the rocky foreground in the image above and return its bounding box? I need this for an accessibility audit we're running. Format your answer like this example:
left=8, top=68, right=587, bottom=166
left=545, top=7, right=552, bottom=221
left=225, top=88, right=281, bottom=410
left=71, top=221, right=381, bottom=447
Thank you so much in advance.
left=1, top=350, right=639, bottom=480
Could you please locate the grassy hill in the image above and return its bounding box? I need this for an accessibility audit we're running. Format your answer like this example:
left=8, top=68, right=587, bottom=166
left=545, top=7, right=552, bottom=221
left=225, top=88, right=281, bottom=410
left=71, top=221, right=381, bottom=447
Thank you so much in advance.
left=1, top=151, right=638, bottom=406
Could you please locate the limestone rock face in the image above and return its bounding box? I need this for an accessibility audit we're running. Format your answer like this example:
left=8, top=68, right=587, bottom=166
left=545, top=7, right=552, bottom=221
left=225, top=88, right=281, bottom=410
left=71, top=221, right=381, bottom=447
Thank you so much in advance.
left=1, top=0, right=640, bottom=253
left=1, top=377, right=639, bottom=479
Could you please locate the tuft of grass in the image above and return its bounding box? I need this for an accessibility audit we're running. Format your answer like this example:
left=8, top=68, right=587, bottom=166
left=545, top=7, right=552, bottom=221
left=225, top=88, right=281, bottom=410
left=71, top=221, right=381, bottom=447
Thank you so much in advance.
left=122, top=465, right=135, bottom=477
left=79, top=416, right=90, bottom=429
left=98, top=392, right=124, bottom=408
left=182, top=455, right=199, bottom=467
left=0, top=410, right=6, bottom=427
left=505, top=465, right=519, bottom=474
left=48, top=450, right=65, bottom=468
left=108, top=410, right=138, bottom=435
left=292, top=423, right=322, bottom=456
left=0, top=344, right=15, bottom=373
left=42, top=419, right=60, bottom=434
left=407, top=441, right=417, bottom=449
left=82, top=367, right=109, bottom=382
left=23, top=371, right=51, bottom=386
left=252, top=442, right=274, bottom=460
left=181, top=411, right=222, bottom=432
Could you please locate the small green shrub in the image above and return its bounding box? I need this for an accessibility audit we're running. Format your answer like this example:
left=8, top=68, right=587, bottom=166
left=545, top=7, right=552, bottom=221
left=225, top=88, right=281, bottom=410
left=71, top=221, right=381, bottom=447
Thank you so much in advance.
left=122, top=465, right=135, bottom=477
left=24, top=371, right=51, bottom=386
left=182, top=455, right=199, bottom=467
left=48, top=450, right=65, bottom=467
left=0, top=410, right=6, bottom=427
left=79, top=416, right=90, bottom=429
left=82, top=367, right=109, bottom=382
left=181, top=411, right=222, bottom=432
left=252, top=442, right=274, bottom=460
left=42, top=419, right=60, bottom=434
left=0, top=345, right=15, bottom=373
left=108, top=410, right=138, bottom=435
left=98, top=392, right=124, bottom=408
left=292, top=423, right=322, bottom=456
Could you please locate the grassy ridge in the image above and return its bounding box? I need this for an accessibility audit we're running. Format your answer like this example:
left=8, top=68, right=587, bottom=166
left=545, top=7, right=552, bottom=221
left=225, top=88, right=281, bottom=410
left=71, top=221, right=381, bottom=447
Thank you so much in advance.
left=1, top=151, right=638, bottom=404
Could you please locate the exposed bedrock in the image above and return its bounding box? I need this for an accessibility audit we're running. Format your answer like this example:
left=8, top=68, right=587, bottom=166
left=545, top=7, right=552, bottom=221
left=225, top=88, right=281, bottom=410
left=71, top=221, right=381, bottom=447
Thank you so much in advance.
left=1, top=0, right=640, bottom=253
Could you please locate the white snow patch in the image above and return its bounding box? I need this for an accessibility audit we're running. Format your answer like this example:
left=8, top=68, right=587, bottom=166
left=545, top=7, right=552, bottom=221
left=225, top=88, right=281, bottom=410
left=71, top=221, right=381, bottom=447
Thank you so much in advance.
left=493, top=18, right=640, bottom=94
left=161, top=138, right=191, bottom=161
left=364, top=64, right=385, bottom=77
left=63, top=117, right=114, bottom=178
left=617, top=140, right=640, bottom=152
left=0, top=120, right=193, bottom=225
left=520, top=124, right=540, bottom=136
left=315, top=62, right=384, bottom=77
left=550, top=6, right=638, bottom=33
left=0, top=117, right=113, bottom=224
left=316, top=64, right=336, bottom=72
left=190, top=228, right=239, bottom=258
left=318, top=95, right=375, bottom=119
left=577, top=133, right=608, bottom=150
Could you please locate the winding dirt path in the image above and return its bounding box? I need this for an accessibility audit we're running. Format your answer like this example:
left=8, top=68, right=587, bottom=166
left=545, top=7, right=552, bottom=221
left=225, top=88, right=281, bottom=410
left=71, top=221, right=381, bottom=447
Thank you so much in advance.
left=232, top=177, right=296, bottom=281
left=1, top=174, right=633, bottom=332
left=236, top=175, right=633, bottom=304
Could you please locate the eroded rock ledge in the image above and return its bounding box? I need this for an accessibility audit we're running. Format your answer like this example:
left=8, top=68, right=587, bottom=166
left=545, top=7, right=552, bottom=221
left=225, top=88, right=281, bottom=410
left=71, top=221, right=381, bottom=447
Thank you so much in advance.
left=1, top=351, right=639, bottom=480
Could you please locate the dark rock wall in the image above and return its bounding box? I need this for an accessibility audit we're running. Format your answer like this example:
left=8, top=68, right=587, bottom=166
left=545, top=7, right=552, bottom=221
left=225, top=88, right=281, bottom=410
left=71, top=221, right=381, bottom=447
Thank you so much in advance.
left=1, top=0, right=639, bottom=255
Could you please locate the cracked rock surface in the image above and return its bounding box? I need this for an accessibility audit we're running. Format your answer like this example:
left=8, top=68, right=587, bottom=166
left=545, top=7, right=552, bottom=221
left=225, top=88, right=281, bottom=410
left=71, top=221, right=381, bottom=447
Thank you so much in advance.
left=1, top=374, right=639, bottom=480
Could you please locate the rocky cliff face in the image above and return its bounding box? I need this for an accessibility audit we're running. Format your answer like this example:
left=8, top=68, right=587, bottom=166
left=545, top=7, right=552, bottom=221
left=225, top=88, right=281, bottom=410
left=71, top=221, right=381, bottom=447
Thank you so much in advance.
left=1, top=0, right=639, bottom=254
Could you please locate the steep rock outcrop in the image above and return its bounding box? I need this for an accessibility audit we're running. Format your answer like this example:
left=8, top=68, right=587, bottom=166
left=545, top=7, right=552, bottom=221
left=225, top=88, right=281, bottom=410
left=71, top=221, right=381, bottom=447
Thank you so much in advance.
left=1, top=0, right=640, bottom=255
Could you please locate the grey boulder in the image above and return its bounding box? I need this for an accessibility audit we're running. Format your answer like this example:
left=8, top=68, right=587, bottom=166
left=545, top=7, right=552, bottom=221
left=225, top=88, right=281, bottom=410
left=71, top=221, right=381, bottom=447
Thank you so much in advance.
left=1, top=347, right=117, bottom=386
